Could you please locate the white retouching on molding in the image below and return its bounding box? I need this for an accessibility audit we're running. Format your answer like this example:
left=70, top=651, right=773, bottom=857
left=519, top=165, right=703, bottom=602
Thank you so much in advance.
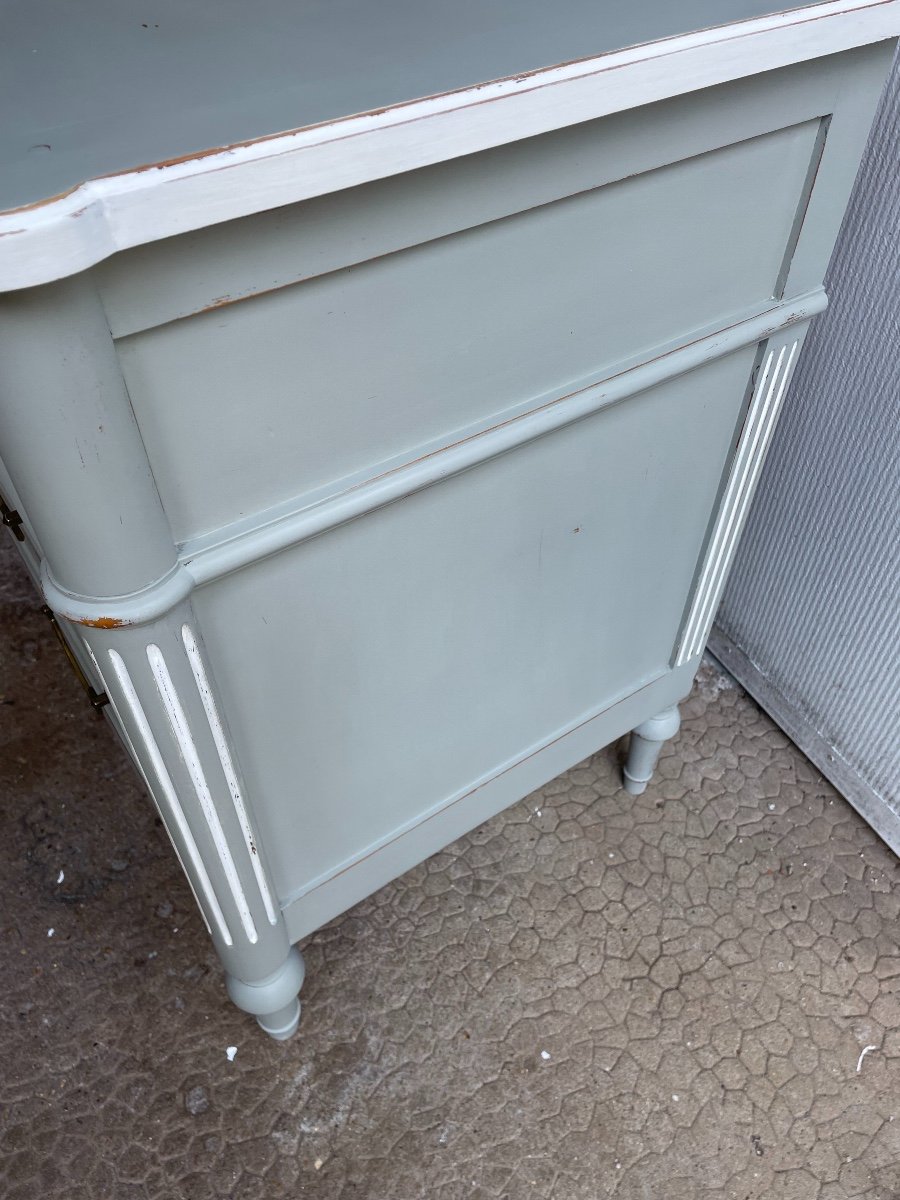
left=106, top=647, right=233, bottom=945
left=691, top=340, right=800, bottom=641
left=37, top=291, right=826, bottom=632
left=0, top=0, right=898, bottom=290
left=678, top=338, right=800, bottom=664
left=178, top=296, right=823, bottom=587
left=680, top=347, right=783, bottom=663
left=146, top=643, right=259, bottom=945
left=182, top=623, right=280, bottom=927
left=82, top=639, right=213, bottom=936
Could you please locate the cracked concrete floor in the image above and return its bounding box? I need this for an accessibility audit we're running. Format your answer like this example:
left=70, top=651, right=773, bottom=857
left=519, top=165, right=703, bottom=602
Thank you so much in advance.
left=1, top=537, right=899, bottom=1200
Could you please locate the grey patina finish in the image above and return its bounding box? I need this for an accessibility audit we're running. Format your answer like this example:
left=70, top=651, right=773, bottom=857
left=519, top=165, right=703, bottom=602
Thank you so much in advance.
left=0, top=3, right=896, bottom=1036
left=2, top=0, right=812, bottom=212
left=712, top=48, right=900, bottom=851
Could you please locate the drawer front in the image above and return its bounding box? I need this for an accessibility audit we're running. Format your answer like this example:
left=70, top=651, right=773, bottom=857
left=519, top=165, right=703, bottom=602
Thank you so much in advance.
left=100, top=46, right=892, bottom=547
left=117, top=121, right=816, bottom=542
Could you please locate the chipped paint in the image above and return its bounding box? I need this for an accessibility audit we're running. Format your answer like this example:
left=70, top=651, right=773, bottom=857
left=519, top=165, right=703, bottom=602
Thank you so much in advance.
left=0, top=0, right=891, bottom=300
left=200, top=294, right=234, bottom=311
left=79, top=615, right=131, bottom=629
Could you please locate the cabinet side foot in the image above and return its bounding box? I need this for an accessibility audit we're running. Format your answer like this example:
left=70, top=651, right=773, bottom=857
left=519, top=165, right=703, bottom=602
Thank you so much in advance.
left=226, top=945, right=306, bottom=1041
left=623, top=705, right=681, bottom=796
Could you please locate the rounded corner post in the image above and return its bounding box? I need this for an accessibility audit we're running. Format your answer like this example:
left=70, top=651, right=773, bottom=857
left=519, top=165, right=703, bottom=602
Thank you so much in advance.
left=0, top=274, right=176, bottom=602
left=0, top=275, right=305, bottom=1038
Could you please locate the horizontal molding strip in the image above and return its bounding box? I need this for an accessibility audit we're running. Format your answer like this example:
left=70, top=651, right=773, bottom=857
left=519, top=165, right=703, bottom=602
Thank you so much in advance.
left=183, top=291, right=826, bottom=589
left=43, top=290, right=827, bottom=627
left=1, top=1, right=898, bottom=290
left=41, top=558, right=194, bottom=631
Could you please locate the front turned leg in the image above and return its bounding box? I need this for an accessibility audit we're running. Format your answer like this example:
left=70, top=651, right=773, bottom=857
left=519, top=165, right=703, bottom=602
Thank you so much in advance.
left=623, top=705, right=681, bottom=796
left=226, top=946, right=306, bottom=1040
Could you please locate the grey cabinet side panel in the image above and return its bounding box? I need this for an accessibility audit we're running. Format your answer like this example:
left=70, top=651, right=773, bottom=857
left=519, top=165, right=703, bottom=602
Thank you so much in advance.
left=714, top=50, right=900, bottom=839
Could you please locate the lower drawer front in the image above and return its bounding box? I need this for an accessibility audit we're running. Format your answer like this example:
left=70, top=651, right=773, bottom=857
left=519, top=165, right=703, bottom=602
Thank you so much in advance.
left=191, top=346, right=756, bottom=902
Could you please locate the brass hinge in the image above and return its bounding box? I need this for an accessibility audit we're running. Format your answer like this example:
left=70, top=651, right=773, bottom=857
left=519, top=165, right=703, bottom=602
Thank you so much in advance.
left=0, top=491, right=25, bottom=542
left=40, top=606, right=109, bottom=712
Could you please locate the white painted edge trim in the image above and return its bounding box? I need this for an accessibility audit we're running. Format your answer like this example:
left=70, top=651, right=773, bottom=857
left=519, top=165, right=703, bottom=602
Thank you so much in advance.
left=691, top=341, right=799, bottom=646
left=40, top=289, right=827, bottom=628
left=181, top=623, right=280, bottom=926
left=146, top=643, right=259, bottom=944
left=106, top=648, right=233, bottom=946
left=677, top=338, right=801, bottom=664
left=680, top=347, right=784, bottom=662
left=1, top=0, right=898, bottom=290
left=81, top=640, right=212, bottom=937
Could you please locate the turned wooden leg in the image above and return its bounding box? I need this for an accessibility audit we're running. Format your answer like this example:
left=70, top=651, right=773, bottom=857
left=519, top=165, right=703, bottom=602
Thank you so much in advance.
left=226, top=946, right=306, bottom=1040
left=623, top=705, right=681, bottom=796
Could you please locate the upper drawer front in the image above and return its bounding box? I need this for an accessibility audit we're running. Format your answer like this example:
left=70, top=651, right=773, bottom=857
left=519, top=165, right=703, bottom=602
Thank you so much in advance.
left=102, top=48, right=890, bottom=544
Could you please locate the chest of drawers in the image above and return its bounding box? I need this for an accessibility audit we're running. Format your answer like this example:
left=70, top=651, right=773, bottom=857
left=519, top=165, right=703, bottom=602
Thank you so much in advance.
left=1, top=1, right=896, bottom=1037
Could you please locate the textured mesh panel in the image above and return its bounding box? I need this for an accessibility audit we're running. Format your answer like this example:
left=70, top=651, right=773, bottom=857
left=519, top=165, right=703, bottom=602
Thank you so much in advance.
left=717, top=49, right=900, bottom=813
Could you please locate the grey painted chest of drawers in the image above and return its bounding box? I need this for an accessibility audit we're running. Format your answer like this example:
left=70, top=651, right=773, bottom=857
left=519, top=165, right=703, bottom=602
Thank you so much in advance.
left=1, top=1, right=897, bottom=1038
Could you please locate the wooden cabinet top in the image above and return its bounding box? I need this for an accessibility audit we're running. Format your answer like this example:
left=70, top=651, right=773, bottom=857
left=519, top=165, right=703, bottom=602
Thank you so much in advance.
left=1, top=0, right=897, bottom=289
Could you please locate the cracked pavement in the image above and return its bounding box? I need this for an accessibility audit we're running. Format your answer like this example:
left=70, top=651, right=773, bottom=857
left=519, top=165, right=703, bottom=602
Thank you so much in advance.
left=1, top=536, right=899, bottom=1200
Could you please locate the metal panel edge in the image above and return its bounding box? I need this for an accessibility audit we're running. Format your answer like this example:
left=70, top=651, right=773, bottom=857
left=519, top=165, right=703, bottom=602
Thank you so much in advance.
left=708, top=631, right=900, bottom=855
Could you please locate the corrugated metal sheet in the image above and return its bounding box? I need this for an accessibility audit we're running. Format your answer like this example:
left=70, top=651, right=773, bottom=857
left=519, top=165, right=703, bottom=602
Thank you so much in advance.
left=711, top=49, right=900, bottom=849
